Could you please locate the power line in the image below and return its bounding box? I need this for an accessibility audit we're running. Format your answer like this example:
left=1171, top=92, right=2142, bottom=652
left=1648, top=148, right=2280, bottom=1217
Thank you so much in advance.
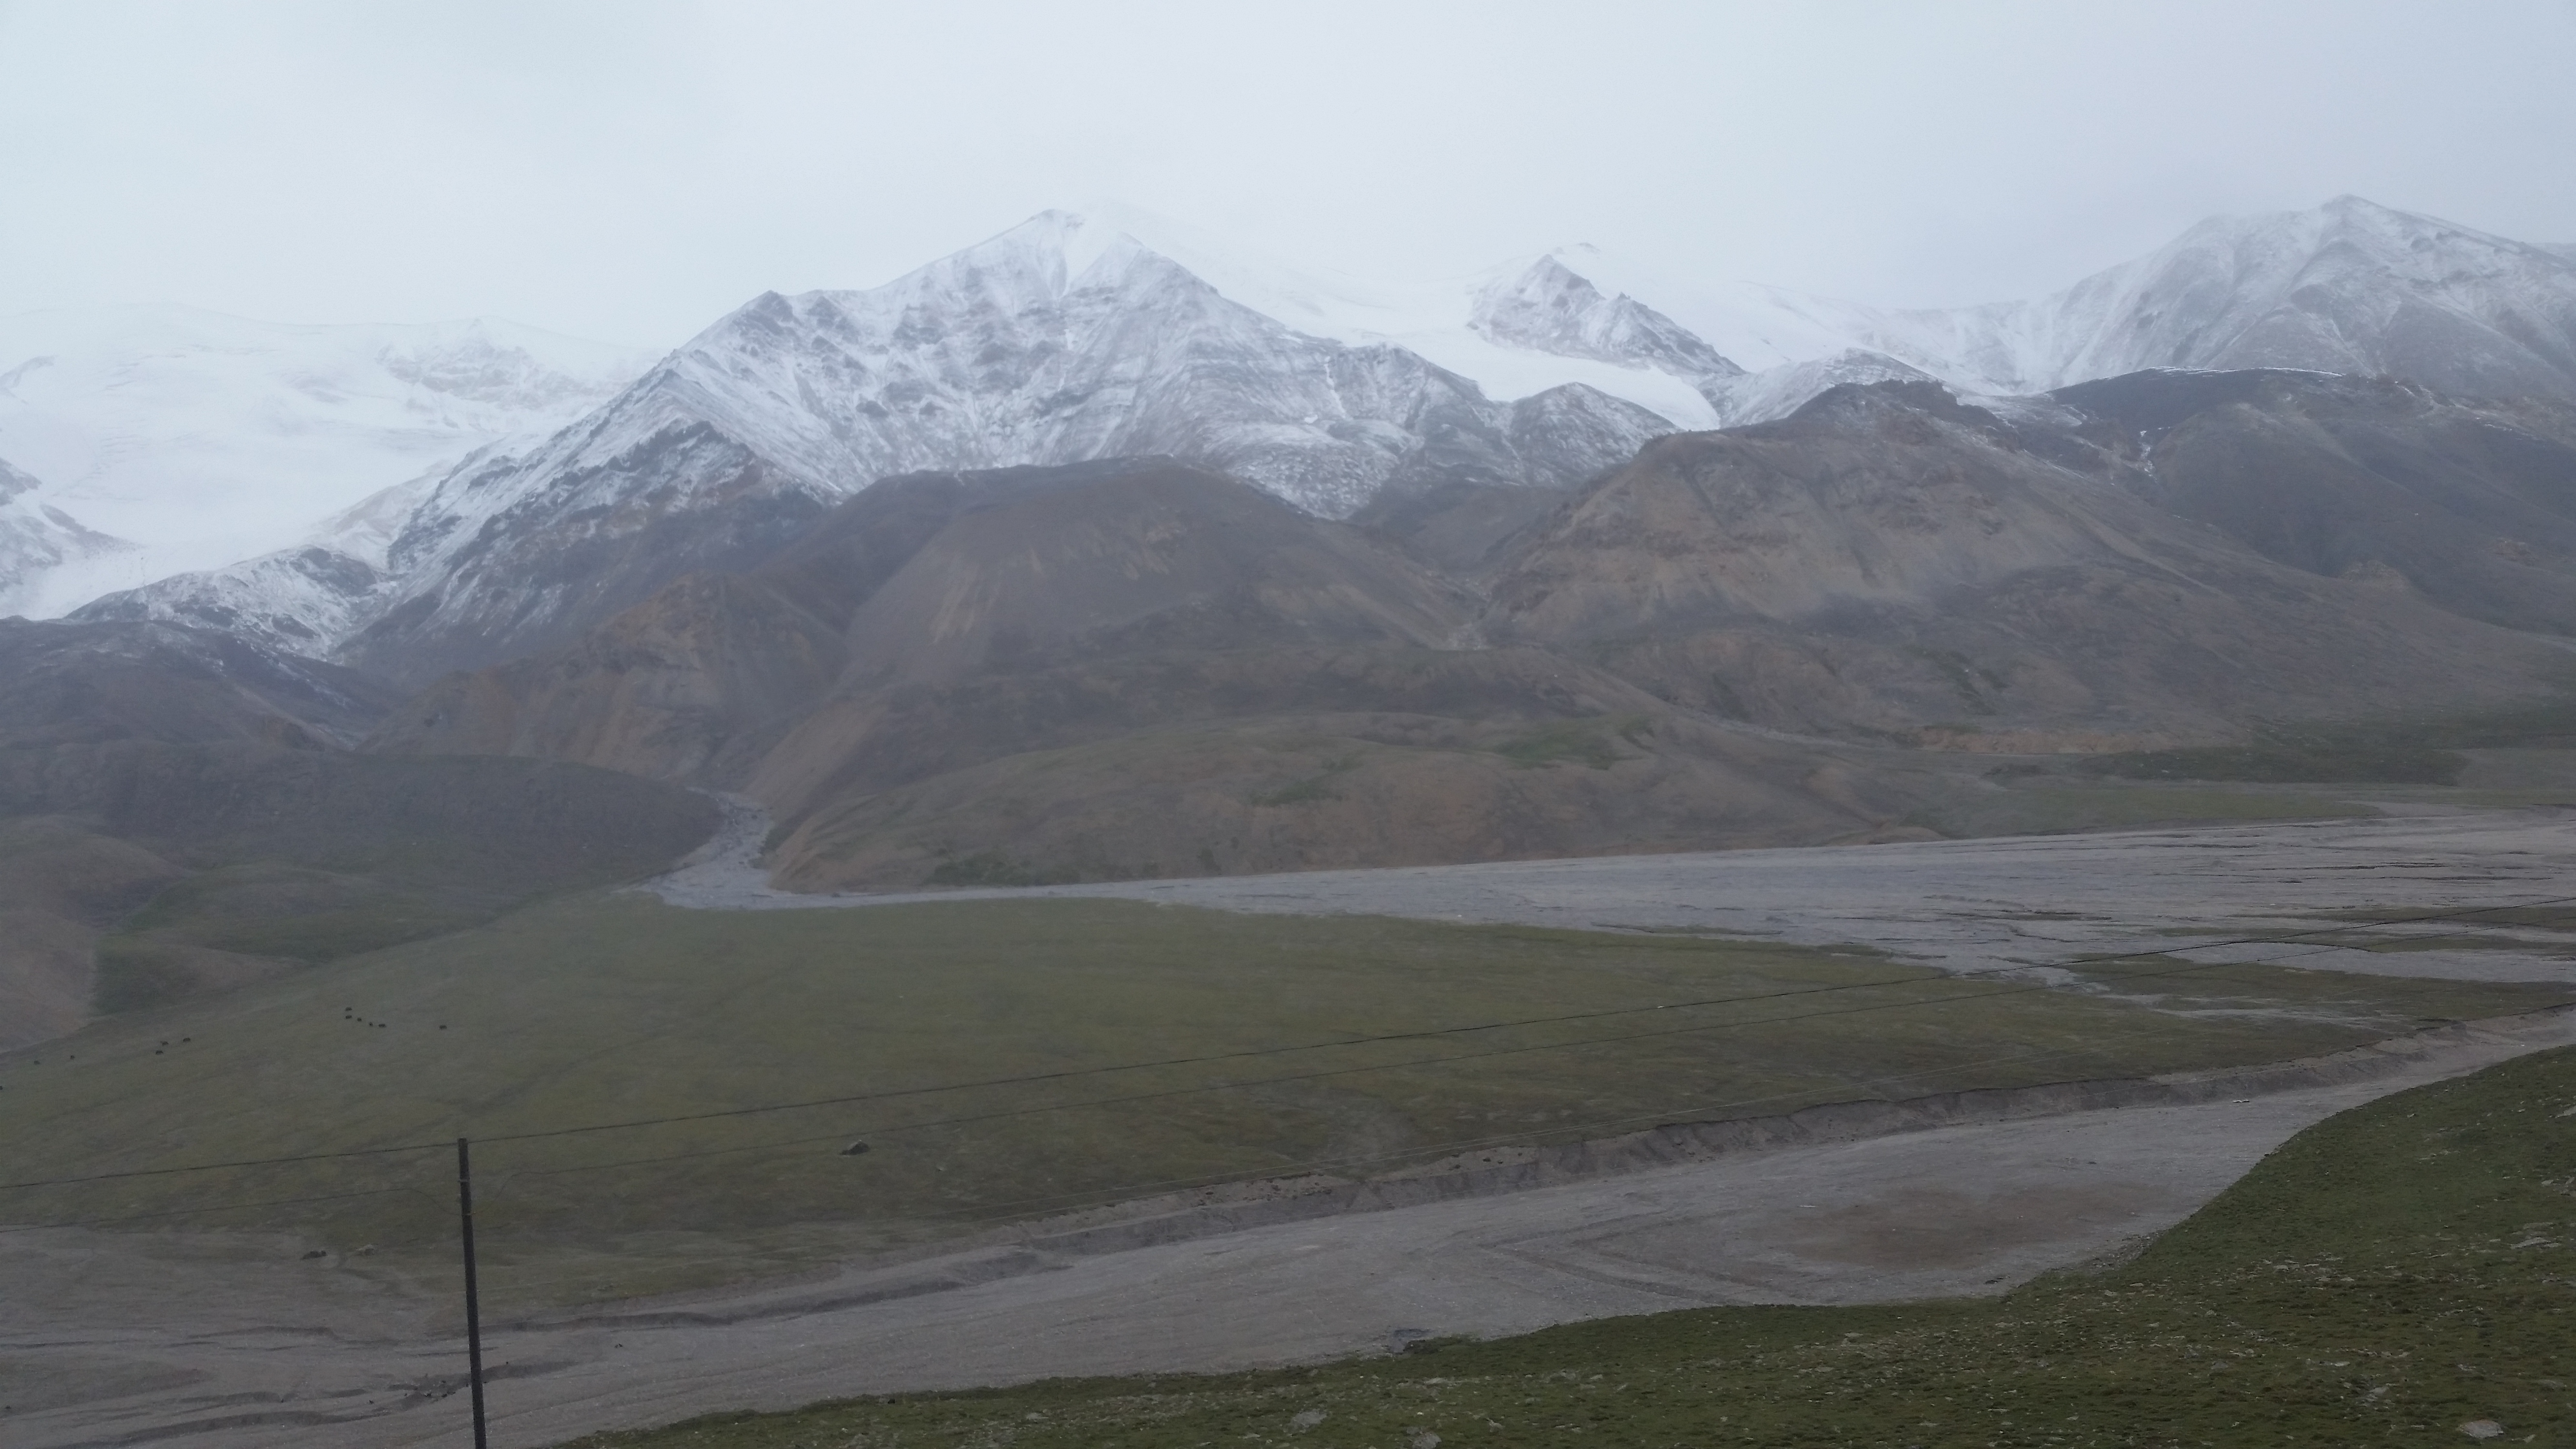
left=4, top=890, right=2570, bottom=1195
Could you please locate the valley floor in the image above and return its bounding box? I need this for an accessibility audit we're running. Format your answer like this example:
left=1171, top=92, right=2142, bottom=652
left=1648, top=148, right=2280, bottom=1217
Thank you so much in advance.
left=5, top=1009, right=2569, bottom=1449
left=12, top=806, right=2576, bottom=1448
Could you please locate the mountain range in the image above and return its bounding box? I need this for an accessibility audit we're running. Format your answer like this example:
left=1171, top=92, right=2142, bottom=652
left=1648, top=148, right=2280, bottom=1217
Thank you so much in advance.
left=362, top=369, right=2576, bottom=890
left=1768, top=196, right=2576, bottom=400
left=14, top=195, right=2568, bottom=683
left=6, top=193, right=2576, bottom=1046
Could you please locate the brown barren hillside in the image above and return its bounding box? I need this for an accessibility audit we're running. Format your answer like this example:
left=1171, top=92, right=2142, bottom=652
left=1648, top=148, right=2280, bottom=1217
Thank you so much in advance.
left=373, top=460, right=1950, bottom=888
left=1486, top=382, right=2573, bottom=745
left=367, top=380, right=2576, bottom=891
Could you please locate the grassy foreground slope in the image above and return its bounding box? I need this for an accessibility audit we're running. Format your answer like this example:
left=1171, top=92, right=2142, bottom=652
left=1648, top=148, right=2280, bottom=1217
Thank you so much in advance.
left=1, top=897, right=2566, bottom=1309
left=569, top=1043, right=2576, bottom=1449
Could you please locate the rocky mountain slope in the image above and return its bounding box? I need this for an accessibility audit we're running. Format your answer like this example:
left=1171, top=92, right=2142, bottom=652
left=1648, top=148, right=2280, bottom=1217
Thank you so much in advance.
left=367, top=456, right=1954, bottom=890
left=75, top=198, right=2576, bottom=686
left=2052, top=370, right=2576, bottom=634
left=367, top=379, right=2576, bottom=891
left=320, top=215, right=1673, bottom=683
left=1486, top=380, right=2571, bottom=746
left=68, top=543, right=400, bottom=659
left=0, top=616, right=404, bottom=751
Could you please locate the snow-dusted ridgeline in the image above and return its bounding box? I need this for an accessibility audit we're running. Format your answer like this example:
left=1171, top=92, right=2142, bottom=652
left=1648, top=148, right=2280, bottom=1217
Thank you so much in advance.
left=54, top=196, right=2576, bottom=681
left=1734, top=197, right=2576, bottom=399
left=330, top=213, right=1681, bottom=679
left=0, top=308, right=651, bottom=617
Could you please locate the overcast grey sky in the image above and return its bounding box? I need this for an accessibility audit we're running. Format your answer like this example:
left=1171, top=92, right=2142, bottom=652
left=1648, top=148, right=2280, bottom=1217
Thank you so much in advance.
left=3, top=0, right=2572, bottom=346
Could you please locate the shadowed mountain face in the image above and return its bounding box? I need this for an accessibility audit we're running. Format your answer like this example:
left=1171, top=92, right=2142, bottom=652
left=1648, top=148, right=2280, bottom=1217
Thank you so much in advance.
left=370, top=386, right=2576, bottom=891
left=1482, top=381, right=2571, bottom=744
left=0, top=617, right=405, bottom=750
left=371, top=460, right=1949, bottom=889
left=829, top=463, right=1471, bottom=690
left=0, top=618, right=713, bottom=1050
left=0, top=747, right=716, bottom=1050
left=2051, top=370, right=2576, bottom=635
left=360, top=460, right=1443, bottom=782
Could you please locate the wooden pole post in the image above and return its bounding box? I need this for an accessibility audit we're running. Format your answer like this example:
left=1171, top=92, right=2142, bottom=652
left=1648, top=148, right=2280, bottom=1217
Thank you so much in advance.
left=457, top=1136, right=490, bottom=1449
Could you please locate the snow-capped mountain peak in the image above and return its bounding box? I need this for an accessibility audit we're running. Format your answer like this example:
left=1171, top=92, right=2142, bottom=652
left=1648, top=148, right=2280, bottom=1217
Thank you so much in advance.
left=320, top=208, right=1688, bottom=679
left=1757, top=196, right=2576, bottom=400
left=1470, top=254, right=1744, bottom=387
left=49, top=194, right=2576, bottom=684
left=988, top=208, right=1735, bottom=429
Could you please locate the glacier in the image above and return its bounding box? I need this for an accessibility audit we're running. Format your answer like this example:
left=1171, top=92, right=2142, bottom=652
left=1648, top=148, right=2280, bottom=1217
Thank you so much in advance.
left=0, top=454, right=132, bottom=618
left=0, top=307, right=651, bottom=616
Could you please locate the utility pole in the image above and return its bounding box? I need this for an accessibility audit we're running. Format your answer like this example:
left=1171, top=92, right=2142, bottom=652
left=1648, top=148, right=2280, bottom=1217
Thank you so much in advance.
left=457, top=1136, right=490, bottom=1449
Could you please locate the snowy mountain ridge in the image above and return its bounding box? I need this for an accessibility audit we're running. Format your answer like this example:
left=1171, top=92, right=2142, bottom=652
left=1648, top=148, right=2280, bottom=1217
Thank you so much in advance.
left=1756, top=196, right=2576, bottom=399
left=0, top=306, right=651, bottom=616
left=324, top=211, right=1679, bottom=678
left=53, top=195, right=2576, bottom=681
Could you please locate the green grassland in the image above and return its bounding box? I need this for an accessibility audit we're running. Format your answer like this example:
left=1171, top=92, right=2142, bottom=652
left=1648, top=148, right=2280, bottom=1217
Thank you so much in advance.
left=1907, top=737, right=2576, bottom=841
left=1, top=895, right=2567, bottom=1311
left=1896, top=727, right=2576, bottom=840
left=557, top=1042, right=2576, bottom=1449
left=1910, top=778, right=2374, bottom=839
left=2073, top=700, right=2576, bottom=789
